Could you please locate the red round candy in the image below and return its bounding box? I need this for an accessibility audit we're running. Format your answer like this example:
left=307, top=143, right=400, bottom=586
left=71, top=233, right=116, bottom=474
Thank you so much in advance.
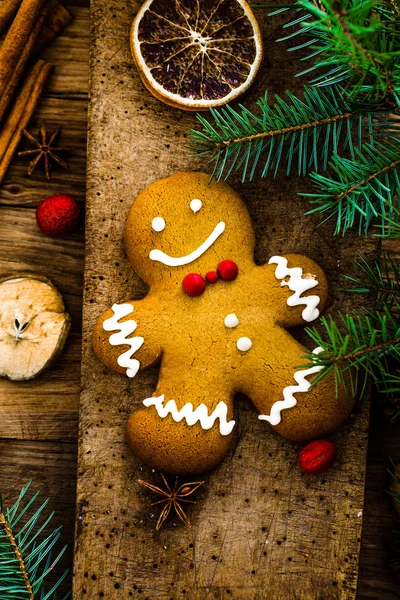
left=36, top=194, right=80, bottom=237
left=206, top=271, right=218, bottom=283
left=217, top=260, right=238, bottom=281
left=182, top=273, right=206, bottom=297
left=298, top=439, right=337, bottom=474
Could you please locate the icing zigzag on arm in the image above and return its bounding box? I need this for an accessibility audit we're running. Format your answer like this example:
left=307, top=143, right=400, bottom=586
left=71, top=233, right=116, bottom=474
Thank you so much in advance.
left=269, top=256, right=321, bottom=322
left=259, top=347, right=324, bottom=426
left=143, top=395, right=235, bottom=436
left=103, top=303, right=144, bottom=378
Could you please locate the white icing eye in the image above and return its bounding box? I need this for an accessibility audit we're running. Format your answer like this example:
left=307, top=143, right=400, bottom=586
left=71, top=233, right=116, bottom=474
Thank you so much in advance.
left=152, top=217, right=166, bottom=232
left=190, top=198, right=202, bottom=213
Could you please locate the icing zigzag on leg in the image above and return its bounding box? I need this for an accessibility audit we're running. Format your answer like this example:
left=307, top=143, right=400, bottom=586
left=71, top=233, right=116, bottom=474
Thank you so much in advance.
left=259, top=347, right=324, bottom=426
left=143, top=394, right=235, bottom=436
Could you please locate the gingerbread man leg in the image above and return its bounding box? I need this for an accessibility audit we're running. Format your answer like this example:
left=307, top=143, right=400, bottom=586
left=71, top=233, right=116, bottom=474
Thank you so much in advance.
left=239, top=327, right=353, bottom=442
left=126, top=358, right=235, bottom=475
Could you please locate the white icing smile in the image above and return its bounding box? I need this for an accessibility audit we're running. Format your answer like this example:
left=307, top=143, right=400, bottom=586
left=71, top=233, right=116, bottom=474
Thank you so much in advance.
left=143, top=394, right=235, bottom=436
left=259, top=347, right=324, bottom=426
left=149, top=221, right=225, bottom=267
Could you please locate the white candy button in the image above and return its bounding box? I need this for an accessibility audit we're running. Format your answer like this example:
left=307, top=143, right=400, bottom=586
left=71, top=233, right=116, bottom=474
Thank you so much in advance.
left=224, top=313, right=239, bottom=328
left=237, top=337, right=252, bottom=352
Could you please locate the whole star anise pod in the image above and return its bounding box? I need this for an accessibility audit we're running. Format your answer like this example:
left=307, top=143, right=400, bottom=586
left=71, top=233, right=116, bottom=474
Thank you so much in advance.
left=138, top=474, right=204, bottom=530
left=18, top=122, right=72, bottom=180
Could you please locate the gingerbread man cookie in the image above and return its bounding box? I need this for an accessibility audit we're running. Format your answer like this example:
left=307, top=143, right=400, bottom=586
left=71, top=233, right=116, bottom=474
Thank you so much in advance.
left=93, top=172, right=354, bottom=476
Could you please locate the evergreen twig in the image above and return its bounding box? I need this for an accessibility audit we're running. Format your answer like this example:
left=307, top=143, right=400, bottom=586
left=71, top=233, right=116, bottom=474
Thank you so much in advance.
left=297, top=252, right=400, bottom=398
left=343, top=250, right=400, bottom=309
left=379, top=201, right=400, bottom=237
left=189, top=85, right=374, bottom=181
left=275, top=0, right=400, bottom=106
left=0, top=482, right=70, bottom=599
left=302, top=139, right=400, bottom=235
left=301, top=304, right=400, bottom=397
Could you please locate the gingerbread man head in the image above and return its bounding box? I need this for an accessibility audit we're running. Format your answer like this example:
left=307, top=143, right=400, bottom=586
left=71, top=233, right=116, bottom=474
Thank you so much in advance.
left=93, top=172, right=355, bottom=476
left=124, top=171, right=255, bottom=289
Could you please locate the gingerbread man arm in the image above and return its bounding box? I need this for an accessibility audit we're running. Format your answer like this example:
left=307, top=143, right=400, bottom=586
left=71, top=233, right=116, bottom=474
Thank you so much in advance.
left=93, top=297, right=162, bottom=377
left=267, top=253, right=328, bottom=328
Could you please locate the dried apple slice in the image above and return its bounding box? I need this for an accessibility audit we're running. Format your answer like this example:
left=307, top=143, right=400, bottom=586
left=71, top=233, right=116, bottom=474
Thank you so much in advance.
left=131, top=0, right=263, bottom=110
left=0, top=274, right=70, bottom=380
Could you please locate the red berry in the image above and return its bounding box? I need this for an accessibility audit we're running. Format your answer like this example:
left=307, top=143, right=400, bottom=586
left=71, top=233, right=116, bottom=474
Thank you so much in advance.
left=36, top=194, right=80, bottom=237
left=217, top=260, right=238, bottom=281
left=206, top=271, right=218, bottom=283
left=182, top=273, right=206, bottom=297
left=298, top=439, right=337, bottom=474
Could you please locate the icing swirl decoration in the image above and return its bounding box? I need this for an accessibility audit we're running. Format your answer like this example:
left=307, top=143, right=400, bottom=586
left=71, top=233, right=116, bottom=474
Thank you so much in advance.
left=258, top=347, right=324, bottom=426
left=143, top=394, right=235, bottom=436
left=103, top=303, right=144, bottom=378
left=150, top=221, right=225, bottom=267
left=268, top=256, right=321, bottom=322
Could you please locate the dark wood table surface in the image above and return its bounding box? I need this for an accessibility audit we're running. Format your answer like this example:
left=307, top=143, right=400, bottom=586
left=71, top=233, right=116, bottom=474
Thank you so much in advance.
left=0, top=1, right=399, bottom=597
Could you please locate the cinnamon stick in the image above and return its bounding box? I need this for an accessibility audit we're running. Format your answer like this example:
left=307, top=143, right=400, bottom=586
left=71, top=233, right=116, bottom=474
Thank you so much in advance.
left=0, top=11, right=47, bottom=123
left=0, top=0, right=72, bottom=123
left=0, top=0, right=22, bottom=34
left=0, top=59, right=52, bottom=183
left=0, top=0, right=48, bottom=98
left=37, top=0, right=72, bottom=54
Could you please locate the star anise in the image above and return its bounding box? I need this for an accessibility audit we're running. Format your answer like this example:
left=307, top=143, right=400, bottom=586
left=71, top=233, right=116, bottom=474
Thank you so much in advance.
left=138, top=474, right=204, bottom=530
left=18, top=122, right=71, bottom=180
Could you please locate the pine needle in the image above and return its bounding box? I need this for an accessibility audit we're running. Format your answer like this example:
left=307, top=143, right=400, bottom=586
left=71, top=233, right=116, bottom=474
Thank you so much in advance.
left=0, top=483, right=70, bottom=599
left=303, top=138, right=400, bottom=235
left=275, top=0, right=400, bottom=106
left=189, top=85, right=374, bottom=181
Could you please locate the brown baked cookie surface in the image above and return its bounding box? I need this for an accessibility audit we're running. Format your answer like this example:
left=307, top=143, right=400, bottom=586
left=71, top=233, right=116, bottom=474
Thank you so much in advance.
left=93, top=172, right=354, bottom=476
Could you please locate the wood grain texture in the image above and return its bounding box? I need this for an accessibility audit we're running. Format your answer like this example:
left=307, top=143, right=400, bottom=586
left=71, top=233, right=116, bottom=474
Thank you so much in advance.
left=0, top=2, right=87, bottom=441
left=75, top=2, right=378, bottom=598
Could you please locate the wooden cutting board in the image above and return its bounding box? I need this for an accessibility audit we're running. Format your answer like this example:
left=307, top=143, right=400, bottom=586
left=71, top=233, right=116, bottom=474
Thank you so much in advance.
left=73, top=2, right=377, bottom=598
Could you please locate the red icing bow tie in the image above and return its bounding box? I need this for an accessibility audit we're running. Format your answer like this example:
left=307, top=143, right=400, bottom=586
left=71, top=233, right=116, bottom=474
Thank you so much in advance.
left=182, top=260, right=238, bottom=297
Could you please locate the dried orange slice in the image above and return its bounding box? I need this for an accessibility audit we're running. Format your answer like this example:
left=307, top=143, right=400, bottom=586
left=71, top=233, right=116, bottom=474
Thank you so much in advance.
left=131, top=0, right=263, bottom=110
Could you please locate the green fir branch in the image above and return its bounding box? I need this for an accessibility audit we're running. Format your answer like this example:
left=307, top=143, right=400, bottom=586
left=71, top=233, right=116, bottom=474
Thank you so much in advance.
left=189, top=85, right=374, bottom=181
left=301, top=302, right=400, bottom=397
left=389, top=458, right=400, bottom=504
left=0, top=482, right=70, bottom=599
left=342, top=250, right=400, bottom=309
left=379, top=201, right=400, bottom=237
left=275, top=0, right=400, bottom=106
left=302, top=139, right=400, bottom=235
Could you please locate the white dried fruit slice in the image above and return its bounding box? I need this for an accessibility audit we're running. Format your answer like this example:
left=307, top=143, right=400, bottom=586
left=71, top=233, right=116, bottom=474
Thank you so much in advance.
left=0, top=274, right=70, bottom=381
left=131, top=0, right=263, bottom=110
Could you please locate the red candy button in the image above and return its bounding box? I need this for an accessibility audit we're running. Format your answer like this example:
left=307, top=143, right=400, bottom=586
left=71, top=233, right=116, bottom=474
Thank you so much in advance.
left=206, top=271, right=219, bottom=283
left=182, top=273, right=206, bottom=296
left=217, top=260, right=238, bottom=281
